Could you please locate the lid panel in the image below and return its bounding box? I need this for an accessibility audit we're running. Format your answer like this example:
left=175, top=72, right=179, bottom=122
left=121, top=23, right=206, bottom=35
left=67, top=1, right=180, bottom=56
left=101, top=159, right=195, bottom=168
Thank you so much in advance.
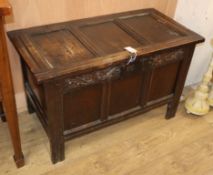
left=79, top=21, right=141, bottom=55
left=8, top=8, right=204, bottom=83
left=28, top=28, right=94, bottom=69
left=120, top=14, right=185, bottom=43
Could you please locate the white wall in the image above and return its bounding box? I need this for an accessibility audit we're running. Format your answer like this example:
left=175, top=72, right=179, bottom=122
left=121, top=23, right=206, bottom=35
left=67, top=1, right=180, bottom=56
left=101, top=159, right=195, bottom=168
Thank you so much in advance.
left=175, top=0, right=213, bottom=86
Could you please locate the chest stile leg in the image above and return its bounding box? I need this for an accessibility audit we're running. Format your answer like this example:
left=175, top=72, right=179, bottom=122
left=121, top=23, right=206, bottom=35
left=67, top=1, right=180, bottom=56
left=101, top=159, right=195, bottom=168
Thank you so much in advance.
left=100, top=81, right=111, bottom=121
left=44, top=81, right=65, bottom=163
left=166, top=45, right=196, bottom=119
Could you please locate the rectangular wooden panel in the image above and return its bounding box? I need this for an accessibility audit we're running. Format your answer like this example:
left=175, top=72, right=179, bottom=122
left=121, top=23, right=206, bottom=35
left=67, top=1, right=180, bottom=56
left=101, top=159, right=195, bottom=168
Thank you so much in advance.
left=23, top=28, right=95, bottom=70
left=147, top=61, right=181, bottom=102
left=63, top=84, right=102, bottom=130
left=79, top=21, right=141, bottom=55
left=120, top=14, right=185, bottom=43
left=109, top=65, right=142, bottom=115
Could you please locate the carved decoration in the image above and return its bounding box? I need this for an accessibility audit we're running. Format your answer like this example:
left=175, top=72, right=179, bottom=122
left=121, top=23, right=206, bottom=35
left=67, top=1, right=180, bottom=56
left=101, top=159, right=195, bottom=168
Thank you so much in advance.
left=147, top=49, right=184, bottom=68
left=59, top=66, right=122, bottom=92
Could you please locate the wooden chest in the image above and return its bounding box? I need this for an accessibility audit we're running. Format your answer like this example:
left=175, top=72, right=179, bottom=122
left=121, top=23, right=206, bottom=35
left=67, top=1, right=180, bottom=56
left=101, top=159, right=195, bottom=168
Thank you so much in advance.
left=8, top=8, right=204, bottom=164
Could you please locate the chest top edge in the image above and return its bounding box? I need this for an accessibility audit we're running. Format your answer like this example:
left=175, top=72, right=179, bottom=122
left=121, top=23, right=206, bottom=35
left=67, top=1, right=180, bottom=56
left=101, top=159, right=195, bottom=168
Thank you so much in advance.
left=7, top=8, right=205, bottom=84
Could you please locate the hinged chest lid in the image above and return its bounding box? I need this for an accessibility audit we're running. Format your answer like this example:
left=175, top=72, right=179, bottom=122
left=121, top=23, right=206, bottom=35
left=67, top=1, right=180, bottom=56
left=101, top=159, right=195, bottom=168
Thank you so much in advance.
left=8, top=8, right=204, bottom=83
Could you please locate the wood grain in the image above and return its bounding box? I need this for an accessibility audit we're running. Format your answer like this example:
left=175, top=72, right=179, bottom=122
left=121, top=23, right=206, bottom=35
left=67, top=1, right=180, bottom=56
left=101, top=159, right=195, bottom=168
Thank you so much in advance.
left=1, top=103, right=213, bottom=174
left=8, top=9, right=204, bottom=163
left=0, top=0, right=11, bottom=16
left=3, top=0, right=177, bottom=111
left=0, top=4, right=24, bottom=167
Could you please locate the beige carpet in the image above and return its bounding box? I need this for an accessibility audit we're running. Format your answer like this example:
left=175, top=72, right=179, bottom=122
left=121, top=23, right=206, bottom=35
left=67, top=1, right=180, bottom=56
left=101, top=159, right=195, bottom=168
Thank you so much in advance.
left=1, top=103, right=213, bottom=175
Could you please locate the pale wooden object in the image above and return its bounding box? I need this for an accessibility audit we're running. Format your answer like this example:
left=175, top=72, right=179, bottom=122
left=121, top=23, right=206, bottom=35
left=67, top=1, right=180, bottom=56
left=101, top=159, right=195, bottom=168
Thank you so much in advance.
left=208, top=39, right=213, bottom=106
left=0, top=0, right=24, bottom=168
left=185, top=58, right=213, bottom=115
left=4, top=0, right=177, bottom=112
left=209, top=85, right=213, bottom=106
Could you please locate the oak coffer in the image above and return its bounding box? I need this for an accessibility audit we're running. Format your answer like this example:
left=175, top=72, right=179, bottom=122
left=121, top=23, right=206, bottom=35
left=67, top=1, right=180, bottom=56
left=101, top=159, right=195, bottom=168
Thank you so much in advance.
left=8, top=8, right=204, bottom=163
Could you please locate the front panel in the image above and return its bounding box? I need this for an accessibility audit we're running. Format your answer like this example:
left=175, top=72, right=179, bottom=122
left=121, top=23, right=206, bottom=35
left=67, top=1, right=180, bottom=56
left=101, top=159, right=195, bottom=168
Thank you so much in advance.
left=147, top=62, right=181, bottom=102
left=63, top=84, right=102, bottom=130
left=109, top=65, right=143, bottom=115
left=144, top=48, right=184, bottom=104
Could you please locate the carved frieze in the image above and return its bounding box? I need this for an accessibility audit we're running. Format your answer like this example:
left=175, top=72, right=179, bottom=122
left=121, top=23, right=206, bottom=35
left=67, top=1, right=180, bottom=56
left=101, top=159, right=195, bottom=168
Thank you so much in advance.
left=58, top=66, right=122, bottom=92
left=147, top=49, right=184, bottom=68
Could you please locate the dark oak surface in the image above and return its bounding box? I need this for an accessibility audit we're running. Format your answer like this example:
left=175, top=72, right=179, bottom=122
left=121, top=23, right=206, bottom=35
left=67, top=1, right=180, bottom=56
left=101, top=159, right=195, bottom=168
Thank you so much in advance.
left=0, top=92, right=6, bottom=122
left=0, top=0, right=24, bottom=168
left=8, top=8, right=204, bottom=164
left=9, top=8, right=203, bottom=83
